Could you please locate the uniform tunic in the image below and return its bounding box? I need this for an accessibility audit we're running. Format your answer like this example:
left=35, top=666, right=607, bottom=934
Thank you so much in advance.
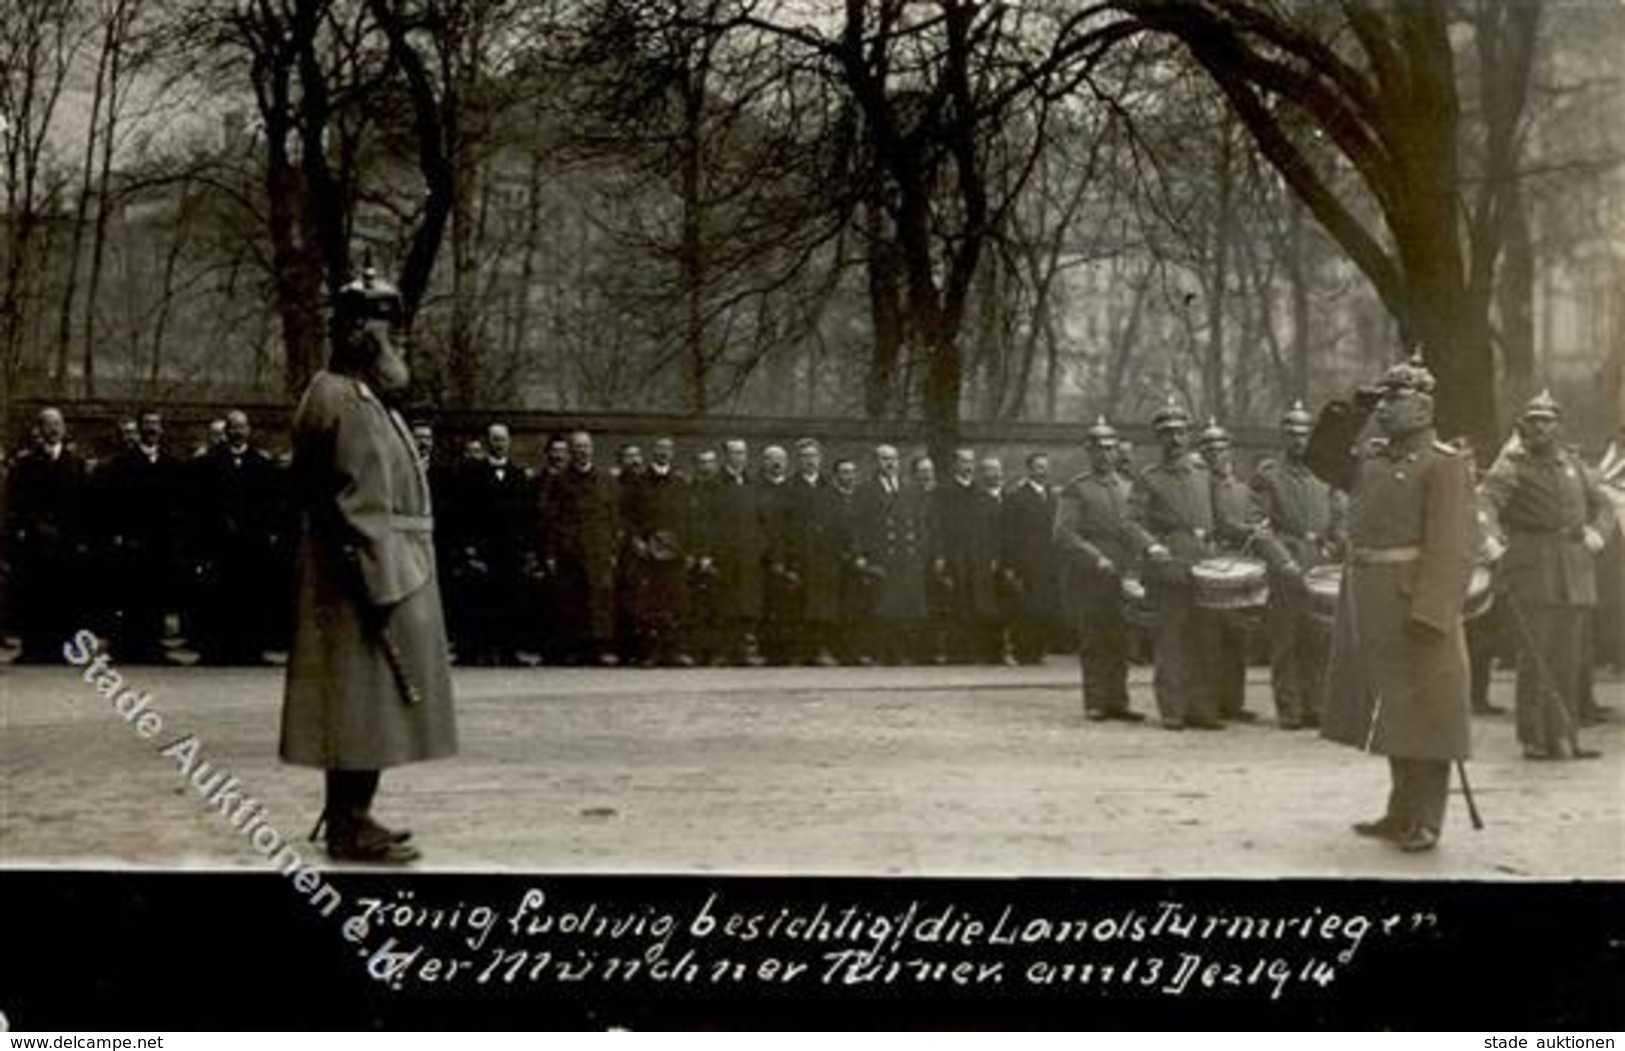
left=1054, top=468, right=1135, bottom=712
left=1319, top=432, right=1478, bottom=760
left=1251, top=456, right=1344, bottom=722
left=281, top=371, right=457, bottom=770
left=1128, top=455, right=1219, bottom=724
left=1479, top=445, right=1614, bottom=751
left=1208, top=468, right=1261, bottom=717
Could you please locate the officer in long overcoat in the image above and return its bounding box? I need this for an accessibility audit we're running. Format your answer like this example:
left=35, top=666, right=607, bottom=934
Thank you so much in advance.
left=1478, top=390, right=1613, bottom=760
left=1251, top=401, right=1345, bottom=729
left=1308, top=356, right=1479, bottom=853
left=1054, top=418, right=1140, bottom=720
left=281, top=270, right=456, bottom=864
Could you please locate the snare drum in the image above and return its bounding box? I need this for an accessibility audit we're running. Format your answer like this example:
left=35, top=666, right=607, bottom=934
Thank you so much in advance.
left=1191, top=555, right=1269, bottom=611
left=1301, top=562, right=1493, bottom=626
left=1303, top=564, right=1343, bottom=627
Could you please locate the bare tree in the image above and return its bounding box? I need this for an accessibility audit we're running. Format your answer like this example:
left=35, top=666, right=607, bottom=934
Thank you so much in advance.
left=1078, top=0, right=1540, bottom=450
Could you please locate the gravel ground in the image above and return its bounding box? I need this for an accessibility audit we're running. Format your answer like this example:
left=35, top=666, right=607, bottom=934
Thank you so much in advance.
left=2, top=660, right=1621, bottom=878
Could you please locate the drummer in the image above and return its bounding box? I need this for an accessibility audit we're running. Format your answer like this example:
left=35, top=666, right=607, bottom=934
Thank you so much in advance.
left=1478, top=390, right=1613, bottom=760
left=1252, top=401, right=1346, bottom=730
left=1129, top=397, right=1223, bottom=730
left=1055, top=417, right=1143, bottom=722
left=1198, top=419, right=1261, bottom=723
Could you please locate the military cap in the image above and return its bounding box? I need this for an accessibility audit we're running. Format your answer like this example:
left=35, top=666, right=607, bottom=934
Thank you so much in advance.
left=1197, top=417, right=1232, bottom=448
left=1520, top=389, right=1560, bottom=421
left=334, top=266, right=403, bottom=325
left=1085, top=416, right=1119, bottom=444
left=1377, top=353, right=1436, bottom=396
left=1151, top=395, right=1191, bottom=431
left=1281, top=400, right=1313, bottom=434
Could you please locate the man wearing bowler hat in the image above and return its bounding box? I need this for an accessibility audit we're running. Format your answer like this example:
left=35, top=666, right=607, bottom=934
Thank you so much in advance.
left=1309, top=355, right=1479, bottom=853
left=281, top=267, right=457, bottom=864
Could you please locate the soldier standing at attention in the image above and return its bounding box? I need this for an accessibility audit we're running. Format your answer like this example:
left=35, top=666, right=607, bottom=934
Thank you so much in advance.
left=1129, top=398, right=1222, bottom=730
left=1197, top=418, right=1259, bottom=723
left=1308, top=356, right=1479, bottom=853
left=1054, top=418, right=1141, bottom=721
left=1251, top=402, right=1345, bottom=729
left=281, top=270, right=456, bottom=864
left=1478, top=390, right=1612, bottom=760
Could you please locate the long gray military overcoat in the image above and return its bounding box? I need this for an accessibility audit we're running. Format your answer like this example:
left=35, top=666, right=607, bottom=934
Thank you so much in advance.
left=280, top=370, right=457, bottom=769
left=1320, top=433, right=1478, bottom=760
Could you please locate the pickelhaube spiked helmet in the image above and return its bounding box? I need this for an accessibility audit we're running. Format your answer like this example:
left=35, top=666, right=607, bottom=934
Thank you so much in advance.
left=1520, top=388, right=1561, bottom=420
left=1281, top=400, right=1313, bottom=434
left=1378, top=352, right=1436, bottom=396
left=1151, top=394, right=1191, bottom=431
left=1197, top=417, right=1232, bottom=448
left=1085, top=416, right=1119, bottom=443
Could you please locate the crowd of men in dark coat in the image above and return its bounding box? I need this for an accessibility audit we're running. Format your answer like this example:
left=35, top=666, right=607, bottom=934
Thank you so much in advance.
left=4, top=407, right=289, bottom=667
left=3, top=402, right=1621, bottom=743
left=1, top=408, right=1083, bottom=673
left=420, top=426, right=1077, bottom=671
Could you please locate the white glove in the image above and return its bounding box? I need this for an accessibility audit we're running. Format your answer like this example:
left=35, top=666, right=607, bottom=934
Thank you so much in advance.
left=1583, top=527, right=1605, bottom=555
left=1482, top=535, right=1507, bottom=563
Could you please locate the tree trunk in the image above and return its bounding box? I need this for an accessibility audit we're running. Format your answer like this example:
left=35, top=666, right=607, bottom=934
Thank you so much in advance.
left=679, top=71, right=708, bottom=415
left=1498, top=181, right=1535, bottom=410
left=864, top=207, right=905, bottom=419
left=1287, top=199, right=1311, bottom=403
left=923, top=322, right=962, bottom=473
left=1204, top=119, right=1234, bottom=423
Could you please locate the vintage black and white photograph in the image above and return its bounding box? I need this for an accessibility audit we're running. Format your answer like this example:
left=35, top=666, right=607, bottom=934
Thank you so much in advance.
left=2, top=0, right=1622, bottom=1030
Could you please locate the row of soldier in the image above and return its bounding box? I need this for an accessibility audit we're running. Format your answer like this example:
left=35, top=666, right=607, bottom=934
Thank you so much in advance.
left=5, top=399, right=1619, bottom=751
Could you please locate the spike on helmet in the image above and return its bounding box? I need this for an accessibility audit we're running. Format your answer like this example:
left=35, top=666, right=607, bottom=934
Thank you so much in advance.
left=1281, top=400, right=1313, bottom=434
left=1378, top=352, right=1436, bottom=396
left=1521, top=388, right=1560, bottom=420
left=1197, top=416, right=1231, bottom=448
left=1151, top=395, right=1191, bottom=432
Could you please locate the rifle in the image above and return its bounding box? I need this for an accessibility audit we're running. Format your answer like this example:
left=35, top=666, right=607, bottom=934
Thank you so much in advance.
left=1499, top=587, right=1596, bottom=760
